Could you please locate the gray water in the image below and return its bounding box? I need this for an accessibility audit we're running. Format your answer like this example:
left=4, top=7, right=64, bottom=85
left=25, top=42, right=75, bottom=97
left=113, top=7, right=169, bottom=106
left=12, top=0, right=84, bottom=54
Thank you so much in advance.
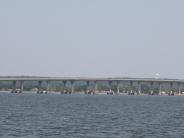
left=0, top=93, right=184, bottom=138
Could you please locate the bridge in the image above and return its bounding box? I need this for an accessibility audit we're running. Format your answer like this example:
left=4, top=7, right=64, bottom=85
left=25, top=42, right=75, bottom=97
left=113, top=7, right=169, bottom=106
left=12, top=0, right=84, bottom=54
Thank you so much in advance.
left=0, top=76, right=184, bottom=95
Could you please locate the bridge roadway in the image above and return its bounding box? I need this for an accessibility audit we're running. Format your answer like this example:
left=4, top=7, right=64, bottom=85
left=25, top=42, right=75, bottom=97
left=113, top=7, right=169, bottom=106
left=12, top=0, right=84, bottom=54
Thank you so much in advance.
left=0, top=76, right=184, bottom=82
left=0, top=76, right=184, bottom=94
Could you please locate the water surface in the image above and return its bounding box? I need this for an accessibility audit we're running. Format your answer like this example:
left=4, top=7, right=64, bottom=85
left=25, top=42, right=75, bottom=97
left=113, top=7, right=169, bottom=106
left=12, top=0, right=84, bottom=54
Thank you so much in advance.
left=0, top=93, right=184, bottom=138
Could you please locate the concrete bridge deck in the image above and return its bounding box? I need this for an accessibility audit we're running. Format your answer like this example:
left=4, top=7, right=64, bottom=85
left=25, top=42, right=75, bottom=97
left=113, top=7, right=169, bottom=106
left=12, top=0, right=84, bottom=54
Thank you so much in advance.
left=0, top=76, right=183, bottom=83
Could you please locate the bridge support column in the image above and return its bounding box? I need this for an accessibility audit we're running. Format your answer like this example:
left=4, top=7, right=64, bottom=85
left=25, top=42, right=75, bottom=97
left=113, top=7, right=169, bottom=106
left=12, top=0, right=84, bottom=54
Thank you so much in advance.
left=94, top=81, right=98, bottom=94
left=169, top=82, right=175, bottom=96
left=116, top=81, right=120, bottom=95
left=109, top=81, right=112, bottom=91
left=71, top=81, right=75, bottom=94
left=150, top=82, right=154, bottom=95
left=37, top=81, right=42, bottom=93
left=129, top=81, right=134, bottom=95
left=11, top=81, right=17, bottom=93
left=85, top=81, right=90, bottom=94
left=46, top=81, right=50, bottom=93
left=178, top=82, right=182, bottom=95
left=20, top=81, right=24, bottom=93
left=169, top=82, right=174, bottom=96
left=138, top=82, right=141, bottom=95
left=159, top=82, right=162, bottom=95
left=62, top=80, right=67, bottom=94
left=107, top=81, right=114, bottom=95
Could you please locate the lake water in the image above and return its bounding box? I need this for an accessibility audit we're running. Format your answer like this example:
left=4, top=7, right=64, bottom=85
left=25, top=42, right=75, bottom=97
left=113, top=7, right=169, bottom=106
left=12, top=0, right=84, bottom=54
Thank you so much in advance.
left=0, top=93, right=184, bottom=138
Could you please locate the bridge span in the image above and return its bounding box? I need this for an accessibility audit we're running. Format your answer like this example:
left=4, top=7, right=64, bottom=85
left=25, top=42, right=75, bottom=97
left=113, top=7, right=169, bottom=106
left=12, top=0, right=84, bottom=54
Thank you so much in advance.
left=0, top=76, right=184, bottom=95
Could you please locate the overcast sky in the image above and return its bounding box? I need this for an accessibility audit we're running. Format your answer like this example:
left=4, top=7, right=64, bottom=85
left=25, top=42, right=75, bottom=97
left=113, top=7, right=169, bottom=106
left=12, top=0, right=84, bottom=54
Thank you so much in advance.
left=0, top=0, right=184, bottom=79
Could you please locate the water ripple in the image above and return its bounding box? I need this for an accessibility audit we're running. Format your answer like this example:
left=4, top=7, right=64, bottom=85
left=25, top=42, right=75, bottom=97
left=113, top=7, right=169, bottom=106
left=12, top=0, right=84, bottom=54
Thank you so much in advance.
left=0, top=93, right=184, bottom=137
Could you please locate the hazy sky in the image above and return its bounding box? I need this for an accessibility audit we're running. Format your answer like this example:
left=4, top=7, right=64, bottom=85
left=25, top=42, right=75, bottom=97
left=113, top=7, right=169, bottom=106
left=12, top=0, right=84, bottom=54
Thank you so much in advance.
left=0, top=0, right=184, bottom=78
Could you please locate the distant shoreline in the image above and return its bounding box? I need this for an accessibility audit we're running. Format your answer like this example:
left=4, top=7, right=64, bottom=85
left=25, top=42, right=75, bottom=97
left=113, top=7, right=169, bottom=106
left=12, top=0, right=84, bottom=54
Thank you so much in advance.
left=0, top=91, right=184, bottom=97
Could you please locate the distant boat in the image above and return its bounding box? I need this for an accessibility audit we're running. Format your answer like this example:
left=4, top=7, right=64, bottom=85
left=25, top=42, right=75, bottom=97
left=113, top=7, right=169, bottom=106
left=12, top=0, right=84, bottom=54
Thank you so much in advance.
left=37, top=90, right=48, bottom=94
left=107, top=90, right=114, bottom=95
left=11, top=88, right=21, bottom=93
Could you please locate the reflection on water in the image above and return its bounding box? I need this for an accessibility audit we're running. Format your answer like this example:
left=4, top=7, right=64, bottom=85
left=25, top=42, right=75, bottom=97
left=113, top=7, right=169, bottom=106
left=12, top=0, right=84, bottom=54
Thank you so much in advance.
left=0, top=93, right=184, bottom=137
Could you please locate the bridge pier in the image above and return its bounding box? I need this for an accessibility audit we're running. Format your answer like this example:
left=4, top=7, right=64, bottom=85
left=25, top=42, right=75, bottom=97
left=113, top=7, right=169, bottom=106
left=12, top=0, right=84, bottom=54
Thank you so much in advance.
left=150, top=82, right=154, bottom=95
left=107, top=81, right=114, bottom=95
left=62, top=80, right=67, bottom=94
left=94, top=81, right=98, bottom=94
left=11, top=81, right=16, bottom=93
left=116, top=81, right=120, bottom=95
left=20, top=81, right=24, bottom=93
left=37, top=81, right=43, bottom=94
left=178, top=82, right=182, bottom=95
left=170, top=82, right=173, bottom=90
left=159, top=82, right=162, bottom=95
left=137, top=81, right=141, bottom=95
left=46, top=81, right=50, bottom=93
left=85, top=81, right=91, bottom=94
left=169, top=82, right=174, bottom=96
left=71, top=81, right=75, bottom=94
left=128, top=81, right=134, bottom=95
